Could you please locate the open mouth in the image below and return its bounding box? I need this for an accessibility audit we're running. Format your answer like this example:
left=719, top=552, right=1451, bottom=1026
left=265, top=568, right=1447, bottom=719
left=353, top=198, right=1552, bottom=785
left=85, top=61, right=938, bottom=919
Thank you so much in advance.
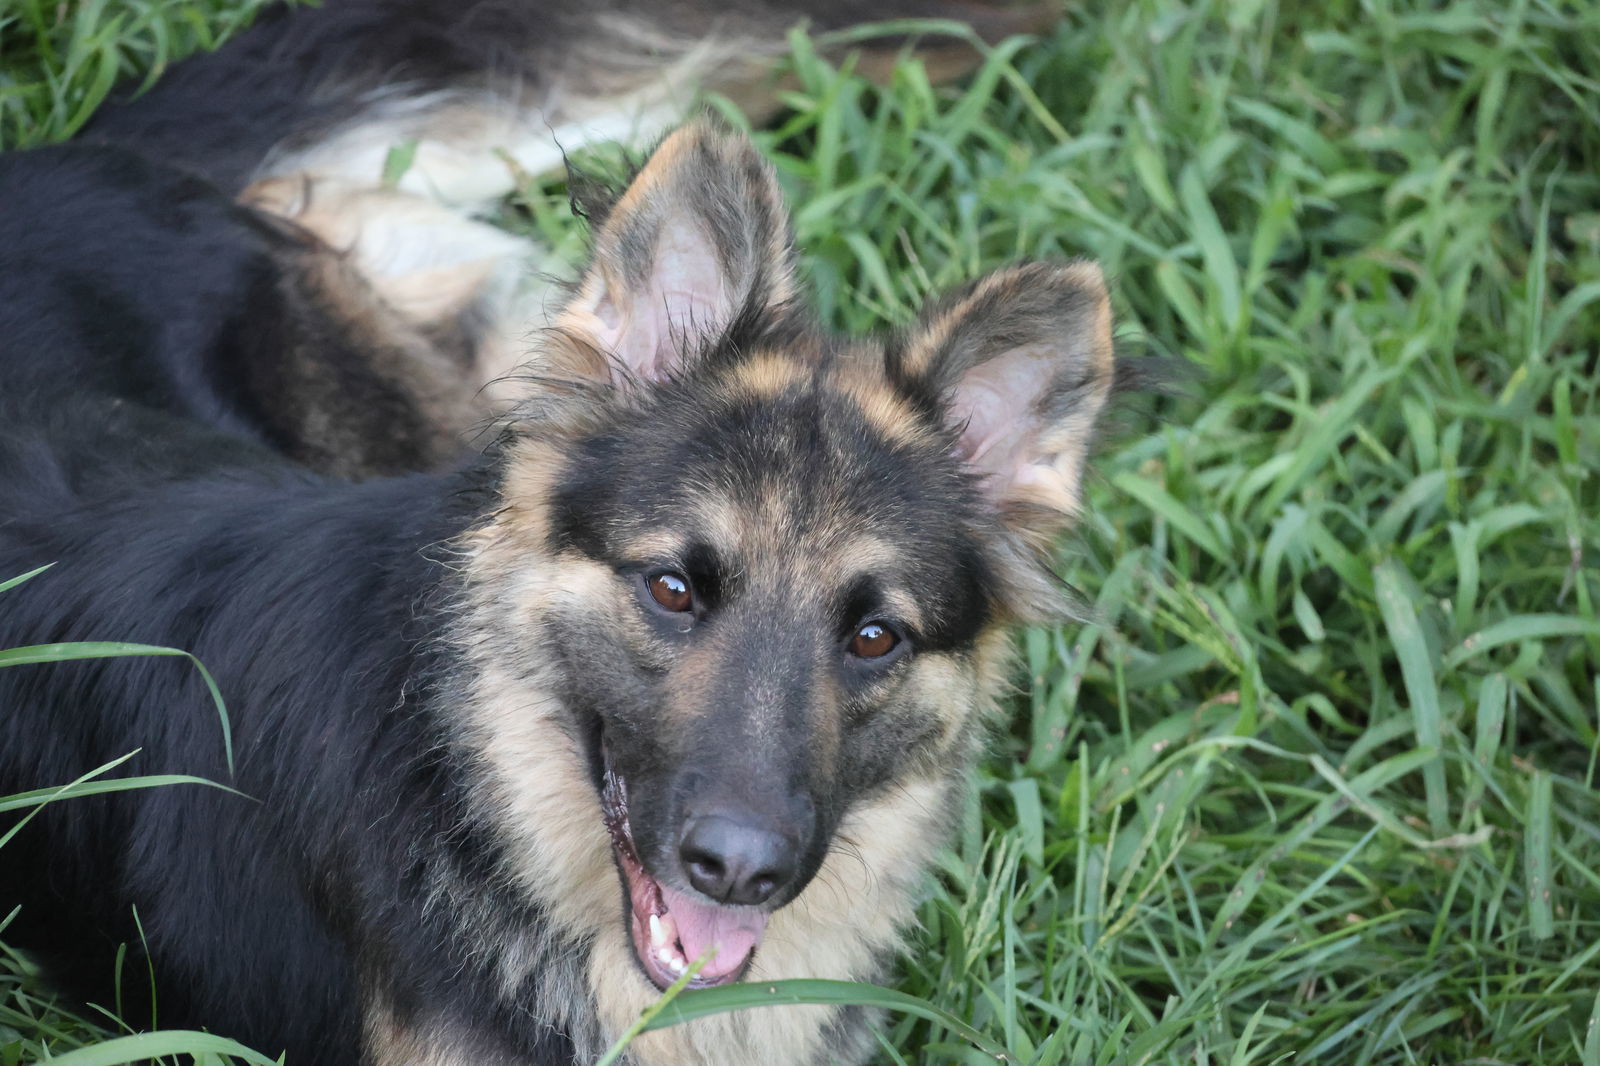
left=600, top=752, right=769, bottom=990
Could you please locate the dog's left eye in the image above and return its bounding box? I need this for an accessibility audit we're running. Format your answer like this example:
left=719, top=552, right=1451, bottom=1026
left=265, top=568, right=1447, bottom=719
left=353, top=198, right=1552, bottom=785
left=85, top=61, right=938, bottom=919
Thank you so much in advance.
left=849, top=622, right=898, bottom=659
left=646, top=570, right=694, bottom=613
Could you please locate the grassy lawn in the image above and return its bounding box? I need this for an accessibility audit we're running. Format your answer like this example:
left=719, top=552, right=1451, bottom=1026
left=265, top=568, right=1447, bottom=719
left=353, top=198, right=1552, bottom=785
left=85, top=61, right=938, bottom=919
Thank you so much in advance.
left=4, top=0, right=1600, bottom=1063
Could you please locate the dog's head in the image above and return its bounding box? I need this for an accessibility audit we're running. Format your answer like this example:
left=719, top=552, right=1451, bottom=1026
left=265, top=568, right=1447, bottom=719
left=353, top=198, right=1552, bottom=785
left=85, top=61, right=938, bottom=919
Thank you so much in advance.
left=475, top=122, right=1113, bottom=991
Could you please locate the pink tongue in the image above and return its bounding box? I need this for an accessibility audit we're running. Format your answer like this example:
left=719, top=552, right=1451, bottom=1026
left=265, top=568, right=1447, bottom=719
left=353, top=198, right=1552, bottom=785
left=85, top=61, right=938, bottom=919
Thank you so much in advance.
left=660, top=885, right=769, bottom=978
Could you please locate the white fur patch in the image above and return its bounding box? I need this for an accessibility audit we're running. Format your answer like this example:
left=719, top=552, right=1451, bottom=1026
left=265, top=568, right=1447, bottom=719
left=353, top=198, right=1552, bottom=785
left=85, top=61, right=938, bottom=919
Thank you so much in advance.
left=256, top=40, right=714, bottom=215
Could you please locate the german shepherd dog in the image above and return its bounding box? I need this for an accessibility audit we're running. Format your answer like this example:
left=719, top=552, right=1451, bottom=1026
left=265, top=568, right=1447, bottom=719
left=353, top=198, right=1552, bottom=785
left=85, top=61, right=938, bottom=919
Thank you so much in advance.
left=0, top=2, right=1116, bottom=1064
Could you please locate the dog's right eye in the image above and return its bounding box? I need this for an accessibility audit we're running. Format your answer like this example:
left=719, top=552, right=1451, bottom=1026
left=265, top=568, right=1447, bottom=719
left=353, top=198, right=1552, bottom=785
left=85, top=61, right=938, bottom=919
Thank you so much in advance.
left=849, top=622, right=899, bottom=659
left=646, top=570, right=694, bottom=613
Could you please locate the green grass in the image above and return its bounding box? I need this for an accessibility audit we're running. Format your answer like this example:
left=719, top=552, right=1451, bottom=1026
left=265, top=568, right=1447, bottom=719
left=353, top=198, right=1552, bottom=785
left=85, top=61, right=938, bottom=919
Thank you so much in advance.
left=4, top=0, right=1600, bottom=1063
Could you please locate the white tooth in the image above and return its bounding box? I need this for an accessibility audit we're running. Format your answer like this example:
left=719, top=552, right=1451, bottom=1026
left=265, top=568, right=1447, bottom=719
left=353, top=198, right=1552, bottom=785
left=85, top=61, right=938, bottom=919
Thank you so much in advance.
left=667, top=956, right=687, bottom=975
left=649, top=914, right=665, bottom=947
left=657, top=947, right=676, bottom=966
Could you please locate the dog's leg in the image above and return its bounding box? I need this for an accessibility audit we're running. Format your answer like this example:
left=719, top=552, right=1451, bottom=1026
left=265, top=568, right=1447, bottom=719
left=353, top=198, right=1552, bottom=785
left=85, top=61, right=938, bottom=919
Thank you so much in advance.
left=244, top=173, right=552, bottom=415
left=240, top=213, right=506, bottom=476
left=239, top=86, right=687, bottom=414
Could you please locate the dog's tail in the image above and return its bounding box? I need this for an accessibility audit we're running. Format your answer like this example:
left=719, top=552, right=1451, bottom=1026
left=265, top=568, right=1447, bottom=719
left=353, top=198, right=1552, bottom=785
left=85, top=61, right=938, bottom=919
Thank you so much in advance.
left=85, top=0, right=1058, bottom=198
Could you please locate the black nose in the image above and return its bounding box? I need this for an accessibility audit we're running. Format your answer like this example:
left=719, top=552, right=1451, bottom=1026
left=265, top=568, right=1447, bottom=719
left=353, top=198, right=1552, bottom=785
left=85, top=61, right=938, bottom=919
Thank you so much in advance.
left=678, top=814, right=799, bottom=906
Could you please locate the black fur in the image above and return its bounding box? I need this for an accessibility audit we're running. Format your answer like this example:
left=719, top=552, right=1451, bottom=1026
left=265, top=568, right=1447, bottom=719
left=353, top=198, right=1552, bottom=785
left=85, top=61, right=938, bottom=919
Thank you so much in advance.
left=1, top=144, right=304, bottom=444
left=0, top=145, right=475, bottom=478
left=0, top=386, right=603, bottom=1063
left=0, top=434, right=483, bottom=1059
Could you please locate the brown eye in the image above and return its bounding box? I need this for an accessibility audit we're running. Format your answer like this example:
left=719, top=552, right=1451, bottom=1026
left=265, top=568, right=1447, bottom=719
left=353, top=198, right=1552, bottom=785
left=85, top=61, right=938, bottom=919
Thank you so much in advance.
left=849, top=622, right=897, bottom=659
left=647, top=571, right=693, bottom=613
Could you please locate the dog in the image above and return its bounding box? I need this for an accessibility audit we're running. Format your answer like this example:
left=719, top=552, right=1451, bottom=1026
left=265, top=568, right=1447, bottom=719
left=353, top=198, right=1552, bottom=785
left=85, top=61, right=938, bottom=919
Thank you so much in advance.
left=0, top=3, right=1115, bottom=1064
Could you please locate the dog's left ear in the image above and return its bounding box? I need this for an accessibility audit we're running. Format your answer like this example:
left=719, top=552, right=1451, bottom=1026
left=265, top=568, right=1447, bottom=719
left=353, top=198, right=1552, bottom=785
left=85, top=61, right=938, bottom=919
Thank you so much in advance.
left=897, top=261, right=1116, bottom=619
left=554, top=121, right=797, bottom=388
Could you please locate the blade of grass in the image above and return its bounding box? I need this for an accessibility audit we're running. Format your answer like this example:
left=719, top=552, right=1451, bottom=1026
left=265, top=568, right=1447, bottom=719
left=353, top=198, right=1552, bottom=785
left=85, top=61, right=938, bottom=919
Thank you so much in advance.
left=0, top=642, right=233, bottom=773
left=645, top=979, right=1016, bottom=1061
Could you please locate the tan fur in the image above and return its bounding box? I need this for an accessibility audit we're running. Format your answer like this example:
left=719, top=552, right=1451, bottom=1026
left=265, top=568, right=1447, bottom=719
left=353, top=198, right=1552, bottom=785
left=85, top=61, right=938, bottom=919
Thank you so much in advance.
left=615, top=530, right=697, bottom=567
left=453, top=546, right=620, bottom=945
left=666, top=485, right=941, bottom=597
left=273, top=249, right=492, bottom=474
left=364, top=996, right=477, bottom=1066
left=687, top=491, right=761, bottom=564
left=830, top=362, right=931, bottom=448
left=723, top=353, right=816, bottom=400
left=245, top=177, right=537, bottom=324
left=716, top=351, right=932, bottom=454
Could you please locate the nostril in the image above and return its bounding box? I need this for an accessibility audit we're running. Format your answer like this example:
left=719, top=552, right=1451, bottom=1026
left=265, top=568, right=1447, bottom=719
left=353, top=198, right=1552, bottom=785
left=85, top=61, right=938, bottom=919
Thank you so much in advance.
left=733, top=852, right=793, bottom=906
left=683, top=850, right=726, bottom=887
left=679, top=826, right=735, bottom=901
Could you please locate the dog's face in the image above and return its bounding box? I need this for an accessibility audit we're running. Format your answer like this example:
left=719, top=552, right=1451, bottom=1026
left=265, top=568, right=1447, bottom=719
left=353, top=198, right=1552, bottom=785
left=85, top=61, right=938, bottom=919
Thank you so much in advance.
left=542, top=343, right=1003, bottom=988
left=483, top=124, right=1113, bottom=991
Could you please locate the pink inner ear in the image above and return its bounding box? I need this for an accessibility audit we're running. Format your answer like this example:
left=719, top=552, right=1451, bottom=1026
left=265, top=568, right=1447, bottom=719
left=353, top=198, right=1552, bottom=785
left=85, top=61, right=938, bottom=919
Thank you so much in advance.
left=595, top=217, right=731, bottom=386
left=950, top=342, right=1056, bottom=492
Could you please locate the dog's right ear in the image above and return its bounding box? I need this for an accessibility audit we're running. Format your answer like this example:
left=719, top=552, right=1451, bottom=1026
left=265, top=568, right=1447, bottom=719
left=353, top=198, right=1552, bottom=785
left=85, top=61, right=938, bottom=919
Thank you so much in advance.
left=552, top=122, right=798, bottom=389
